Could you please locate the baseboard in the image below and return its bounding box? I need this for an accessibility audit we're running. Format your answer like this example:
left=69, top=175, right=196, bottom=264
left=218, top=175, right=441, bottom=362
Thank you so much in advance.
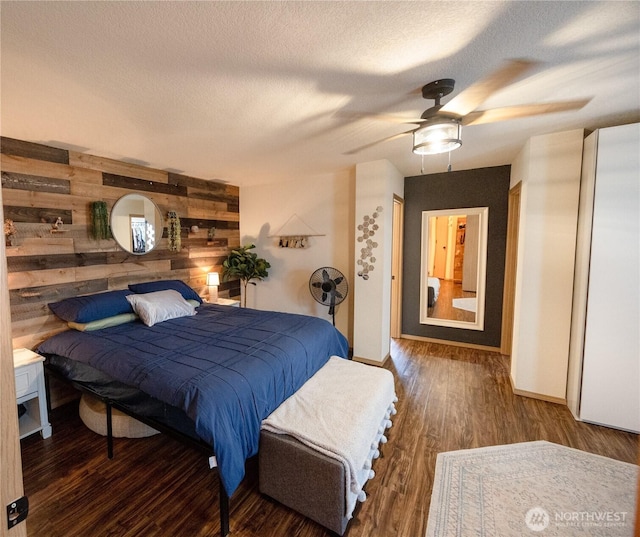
left=399, top=334, right=500, bottom=353
left=353, top=353, right=389, bottom=367
left=508, top=374, right=567, bottom=405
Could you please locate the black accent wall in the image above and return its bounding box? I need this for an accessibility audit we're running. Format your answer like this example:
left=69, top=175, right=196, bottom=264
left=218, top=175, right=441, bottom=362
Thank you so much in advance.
left=402, top=165, right=511, bottom=347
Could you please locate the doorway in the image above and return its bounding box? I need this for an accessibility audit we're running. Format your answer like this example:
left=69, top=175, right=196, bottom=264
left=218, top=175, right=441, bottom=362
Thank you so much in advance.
left=501, top=182, right=521, bottom=355
left=390, top=195, right=404, bottom=338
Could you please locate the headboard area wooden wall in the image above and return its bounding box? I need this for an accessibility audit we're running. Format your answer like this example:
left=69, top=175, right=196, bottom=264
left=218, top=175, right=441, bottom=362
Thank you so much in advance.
left=1, top=137, right=241, bottom=352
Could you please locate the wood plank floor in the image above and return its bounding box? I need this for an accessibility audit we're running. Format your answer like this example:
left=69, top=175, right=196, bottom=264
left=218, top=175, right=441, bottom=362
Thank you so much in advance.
left=427, top=280, right=476, bottom=323
left=21, top=339, right=638, bottom=537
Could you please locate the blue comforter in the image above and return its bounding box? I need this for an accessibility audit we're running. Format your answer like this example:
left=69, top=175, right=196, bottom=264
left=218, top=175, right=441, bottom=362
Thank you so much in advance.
left=38, top=304, right=349, bottom=496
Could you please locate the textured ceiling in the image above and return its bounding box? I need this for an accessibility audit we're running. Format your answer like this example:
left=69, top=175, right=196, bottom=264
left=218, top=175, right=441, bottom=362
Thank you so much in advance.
left=1, top=1, right=638, bottom=186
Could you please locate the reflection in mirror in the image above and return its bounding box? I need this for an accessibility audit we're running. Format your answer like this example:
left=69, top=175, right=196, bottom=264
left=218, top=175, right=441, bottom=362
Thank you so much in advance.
left=110, top=194, right=163, bottom=255
left=420, top=207, right=488, bottom=330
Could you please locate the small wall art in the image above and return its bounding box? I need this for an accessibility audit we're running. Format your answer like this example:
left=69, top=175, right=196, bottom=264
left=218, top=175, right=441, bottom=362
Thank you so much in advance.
left=167, top=211, right=181, bottom=252
left=357, top=206, right=383, bottom=280
left=269, top=213, right=324, bottom=249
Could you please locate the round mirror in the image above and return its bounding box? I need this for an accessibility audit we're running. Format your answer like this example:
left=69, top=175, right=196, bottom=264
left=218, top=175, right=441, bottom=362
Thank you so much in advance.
left=110, top=194, right=163, bottom=255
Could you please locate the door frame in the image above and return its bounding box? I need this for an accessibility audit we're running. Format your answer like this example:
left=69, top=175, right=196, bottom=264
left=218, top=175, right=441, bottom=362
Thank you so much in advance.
left=390, top=195, right=404, bottom=338
left=501, top=181, right=522, bottom=355
left=1, top=186, right=27, bottom=537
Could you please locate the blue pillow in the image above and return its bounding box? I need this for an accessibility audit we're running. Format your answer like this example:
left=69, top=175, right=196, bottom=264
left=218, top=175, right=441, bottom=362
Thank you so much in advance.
left=128, top=279, right=203, bottom=304
left=48, top=290, right=134, bottom=323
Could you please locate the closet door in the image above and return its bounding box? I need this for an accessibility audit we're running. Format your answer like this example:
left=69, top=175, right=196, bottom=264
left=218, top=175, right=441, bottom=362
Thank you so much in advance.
left=579, top=123, right=640, bottom=432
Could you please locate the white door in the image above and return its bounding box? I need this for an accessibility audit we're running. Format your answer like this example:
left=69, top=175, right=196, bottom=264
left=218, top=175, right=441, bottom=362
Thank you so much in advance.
left=580, top=123, right=640, bottom=433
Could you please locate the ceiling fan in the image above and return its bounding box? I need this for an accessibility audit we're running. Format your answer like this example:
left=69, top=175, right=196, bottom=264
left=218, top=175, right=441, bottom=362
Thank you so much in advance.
left=344, top=59, right=591, bottom=156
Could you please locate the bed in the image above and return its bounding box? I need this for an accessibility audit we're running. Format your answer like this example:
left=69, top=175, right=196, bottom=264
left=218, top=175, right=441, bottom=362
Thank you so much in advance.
left=37, top=281, right=349, bottom=536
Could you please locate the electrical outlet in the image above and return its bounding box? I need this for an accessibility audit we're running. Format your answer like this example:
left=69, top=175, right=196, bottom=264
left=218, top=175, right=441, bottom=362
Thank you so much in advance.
left=6, top=496, right=28, bottom=529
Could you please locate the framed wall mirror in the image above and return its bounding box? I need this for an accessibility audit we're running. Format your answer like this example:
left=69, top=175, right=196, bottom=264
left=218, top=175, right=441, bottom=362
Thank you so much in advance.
left=419, top=207, right=488, bottom=330
left=110, top=193, right=163, bottom=255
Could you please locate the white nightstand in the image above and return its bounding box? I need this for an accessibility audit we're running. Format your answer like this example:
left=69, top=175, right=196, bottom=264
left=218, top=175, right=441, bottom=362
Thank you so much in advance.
left=13, top=348, right=52, bottom=440
left=202, top=297, right=241, bottom=307
left=213, top=298, right=240, bottom=307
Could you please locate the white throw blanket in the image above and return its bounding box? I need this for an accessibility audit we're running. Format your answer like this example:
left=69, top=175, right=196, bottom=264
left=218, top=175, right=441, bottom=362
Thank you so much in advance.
left=261, top=356, right=397, bottom=517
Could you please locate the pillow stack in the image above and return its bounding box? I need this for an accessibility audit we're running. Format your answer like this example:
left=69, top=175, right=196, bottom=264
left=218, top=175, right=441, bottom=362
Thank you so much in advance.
left=48, top=279, right=204, bottom=330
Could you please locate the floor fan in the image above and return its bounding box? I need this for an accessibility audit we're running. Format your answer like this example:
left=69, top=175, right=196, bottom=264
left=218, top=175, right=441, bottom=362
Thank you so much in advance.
left=309, top=267, right=348, bottom=326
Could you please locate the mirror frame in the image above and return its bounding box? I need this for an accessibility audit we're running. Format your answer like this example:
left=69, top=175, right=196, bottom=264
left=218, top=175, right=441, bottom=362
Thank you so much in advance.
left=110, top=193, right=163, bottom=255
left=419, top=207, right=488, bottom=330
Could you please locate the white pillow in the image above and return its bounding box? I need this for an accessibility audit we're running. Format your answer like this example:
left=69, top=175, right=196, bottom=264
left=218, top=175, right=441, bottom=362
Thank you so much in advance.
left=126, top=289, right=196, bottom=327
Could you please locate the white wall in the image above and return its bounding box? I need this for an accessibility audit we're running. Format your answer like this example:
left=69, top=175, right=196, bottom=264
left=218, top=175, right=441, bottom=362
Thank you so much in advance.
left=239, top=170, right=355, bottom=343
left=353, top=159, right=404, bottom=364
left=510, top=129, right=584, bottom=401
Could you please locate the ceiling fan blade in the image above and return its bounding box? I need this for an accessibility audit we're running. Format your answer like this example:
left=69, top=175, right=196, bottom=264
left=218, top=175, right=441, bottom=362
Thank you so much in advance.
left=461, top=98, right=591, bottom=126
left=441, top=59, right=539, bottom=117
left=343, top=130, right=412, bottom=155
left=335, top=110, right=424, bottom=125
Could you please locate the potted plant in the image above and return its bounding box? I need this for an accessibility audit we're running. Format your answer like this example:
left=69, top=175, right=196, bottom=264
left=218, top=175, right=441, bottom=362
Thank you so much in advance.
left=222, top=244, right=271, bottom=307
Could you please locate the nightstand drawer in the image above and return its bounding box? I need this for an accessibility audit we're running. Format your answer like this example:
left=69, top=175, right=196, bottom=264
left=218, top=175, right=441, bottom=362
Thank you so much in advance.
left=15, top=363, right=39, bottom=399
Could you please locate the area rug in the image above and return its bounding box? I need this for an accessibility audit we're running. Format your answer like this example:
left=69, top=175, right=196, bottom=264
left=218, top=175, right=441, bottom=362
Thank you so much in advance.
left=452, top=297, right=476, bottom=313
left=426, top=441, right=638, bottom=537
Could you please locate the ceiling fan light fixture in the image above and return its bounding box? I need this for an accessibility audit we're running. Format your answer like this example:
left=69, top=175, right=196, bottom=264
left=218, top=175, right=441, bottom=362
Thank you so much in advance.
left=412, top=116, right=462, bottom=155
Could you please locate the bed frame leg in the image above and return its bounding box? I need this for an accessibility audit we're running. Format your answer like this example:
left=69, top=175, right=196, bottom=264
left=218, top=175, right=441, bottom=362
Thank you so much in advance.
left=219, top=480, right=229, bottom=537
left=106, top=401, right=113, bottom=459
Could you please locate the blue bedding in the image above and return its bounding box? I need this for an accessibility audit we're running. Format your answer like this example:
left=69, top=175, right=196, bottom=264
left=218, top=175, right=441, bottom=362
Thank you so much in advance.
left=38, top=304, right=349, bottom=496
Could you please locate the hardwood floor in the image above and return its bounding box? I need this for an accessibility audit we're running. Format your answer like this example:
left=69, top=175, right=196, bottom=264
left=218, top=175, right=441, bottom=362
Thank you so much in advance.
left=21, top=339, right=638, bottom=537
left=428, top=280, right=476, bottom=323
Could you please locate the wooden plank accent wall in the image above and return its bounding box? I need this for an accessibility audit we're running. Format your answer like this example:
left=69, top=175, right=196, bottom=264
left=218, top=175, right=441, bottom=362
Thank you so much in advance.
left=1, top=137, right=241, bottom=352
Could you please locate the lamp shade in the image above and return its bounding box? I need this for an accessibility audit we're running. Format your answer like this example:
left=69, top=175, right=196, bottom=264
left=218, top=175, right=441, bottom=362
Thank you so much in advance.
left=206, top=272, right=220, bottom=286
left=413, top=117, right=462, bottom=155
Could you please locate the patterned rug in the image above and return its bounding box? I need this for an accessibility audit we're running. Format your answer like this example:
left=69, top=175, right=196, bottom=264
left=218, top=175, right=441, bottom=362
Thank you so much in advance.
left=426, top=441, right=638, bottom=537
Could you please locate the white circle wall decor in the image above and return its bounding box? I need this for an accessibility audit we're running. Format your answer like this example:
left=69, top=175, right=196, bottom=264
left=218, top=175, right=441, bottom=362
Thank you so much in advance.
left=357, top=206, right=383, bottom=280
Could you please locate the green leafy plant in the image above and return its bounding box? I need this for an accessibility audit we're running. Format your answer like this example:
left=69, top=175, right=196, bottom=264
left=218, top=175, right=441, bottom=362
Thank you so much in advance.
left=222, top=244, right=271, bottom=307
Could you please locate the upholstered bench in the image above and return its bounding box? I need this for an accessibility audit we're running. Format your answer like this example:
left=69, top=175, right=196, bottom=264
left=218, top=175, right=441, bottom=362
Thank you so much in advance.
left=259, top=357, right=397, bottom=535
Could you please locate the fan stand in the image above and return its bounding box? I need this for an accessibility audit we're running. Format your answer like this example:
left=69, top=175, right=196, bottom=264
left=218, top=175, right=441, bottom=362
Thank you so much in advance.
left=322, top=281, right=337, bottom=326
left=329, top=300, right=336, bottom=327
